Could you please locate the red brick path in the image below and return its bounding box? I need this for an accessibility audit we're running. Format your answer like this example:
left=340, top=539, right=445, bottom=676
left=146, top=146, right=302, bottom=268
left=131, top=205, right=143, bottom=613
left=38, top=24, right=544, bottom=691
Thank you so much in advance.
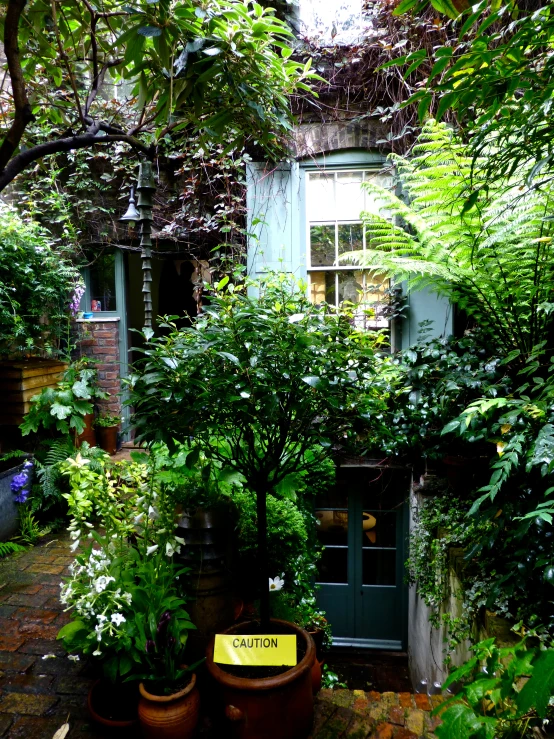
left=310, top=688, right=442, bottom=738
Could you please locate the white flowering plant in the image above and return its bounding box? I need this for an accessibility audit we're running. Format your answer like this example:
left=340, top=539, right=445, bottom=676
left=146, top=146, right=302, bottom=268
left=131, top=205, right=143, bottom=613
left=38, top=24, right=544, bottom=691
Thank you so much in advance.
left=57, top=450, right=196, bottom=685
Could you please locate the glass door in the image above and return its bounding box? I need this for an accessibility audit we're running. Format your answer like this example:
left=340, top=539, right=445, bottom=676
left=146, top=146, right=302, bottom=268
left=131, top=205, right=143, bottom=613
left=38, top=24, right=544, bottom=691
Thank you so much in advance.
left=315, top=467, right=409, bottom=649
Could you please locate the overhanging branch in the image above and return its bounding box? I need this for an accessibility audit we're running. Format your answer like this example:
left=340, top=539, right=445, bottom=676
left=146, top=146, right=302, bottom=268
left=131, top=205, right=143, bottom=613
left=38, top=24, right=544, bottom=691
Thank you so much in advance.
left=0, top=132, right=151, bottom=193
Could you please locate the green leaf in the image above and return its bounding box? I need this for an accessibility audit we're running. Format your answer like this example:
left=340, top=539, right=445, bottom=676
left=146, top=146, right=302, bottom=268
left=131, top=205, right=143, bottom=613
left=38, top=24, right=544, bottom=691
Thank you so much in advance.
left=435, top=703, right=490, bottom=739
left=57, top=620, right=87, bottom=643
left=517, top=649, right=554, bottom=717
left=50, top=403, right=72, bottom=420
left=137, top=25, right=162, bottom=37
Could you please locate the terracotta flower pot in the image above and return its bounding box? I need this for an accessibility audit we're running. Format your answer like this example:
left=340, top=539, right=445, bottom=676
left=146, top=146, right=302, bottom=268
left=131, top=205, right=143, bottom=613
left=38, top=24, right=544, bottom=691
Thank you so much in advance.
left=138, top=672, right=200, bottom=739
left=87, top=679, right=139, bottom=730
left=310, top=656, right=324, bottom=694
left=76, top=413, right=96, bottom=448
left=97, top=425, right=118, bottom=455
left=206, top=619, right=315, bottom=739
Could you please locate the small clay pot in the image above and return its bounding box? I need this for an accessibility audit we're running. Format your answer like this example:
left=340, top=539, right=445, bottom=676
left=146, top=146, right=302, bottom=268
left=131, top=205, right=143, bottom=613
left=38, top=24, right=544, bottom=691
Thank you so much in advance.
left=87, top=679, right=139, bottom=729
left=138, top=673, right=200, bottom=739
left=97, top=425, right=118, bottom=455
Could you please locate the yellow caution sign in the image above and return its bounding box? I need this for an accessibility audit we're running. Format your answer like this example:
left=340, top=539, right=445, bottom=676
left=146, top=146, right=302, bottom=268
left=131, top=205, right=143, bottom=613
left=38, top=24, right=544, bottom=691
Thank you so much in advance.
left=214, top=634, right=297, bottom=667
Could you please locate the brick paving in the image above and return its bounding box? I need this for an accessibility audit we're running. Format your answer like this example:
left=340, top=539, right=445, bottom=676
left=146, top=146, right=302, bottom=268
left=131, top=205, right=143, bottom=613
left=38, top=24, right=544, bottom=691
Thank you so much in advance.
left=0, top=533, right=442, bottom=738
left=310, top=689, right=441, bottom=739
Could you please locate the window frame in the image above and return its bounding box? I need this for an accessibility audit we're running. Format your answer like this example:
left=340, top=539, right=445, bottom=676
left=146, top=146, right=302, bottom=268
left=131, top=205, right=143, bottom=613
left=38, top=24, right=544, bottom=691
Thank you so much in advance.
left=300, top=152, right=391, bottom=327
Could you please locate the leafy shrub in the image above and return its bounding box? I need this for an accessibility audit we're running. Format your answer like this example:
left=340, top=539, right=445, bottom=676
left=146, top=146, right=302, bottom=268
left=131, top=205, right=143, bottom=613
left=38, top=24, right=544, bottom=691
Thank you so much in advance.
left=0, top=205, right=81, bottom=356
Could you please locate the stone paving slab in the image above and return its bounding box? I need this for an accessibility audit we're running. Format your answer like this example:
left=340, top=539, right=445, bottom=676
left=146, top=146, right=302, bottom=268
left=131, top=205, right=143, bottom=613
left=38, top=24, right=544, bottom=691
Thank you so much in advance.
left=309, top=689, right=441, bottom=739
left=0, top=532, right=442, bottom=738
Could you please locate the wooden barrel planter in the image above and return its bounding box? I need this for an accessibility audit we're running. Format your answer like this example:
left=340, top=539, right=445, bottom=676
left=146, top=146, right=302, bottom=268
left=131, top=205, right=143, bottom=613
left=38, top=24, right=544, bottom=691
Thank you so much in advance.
left=175, top=507, right=235, bottom=660
left=0, top=359, right=66, bottom=426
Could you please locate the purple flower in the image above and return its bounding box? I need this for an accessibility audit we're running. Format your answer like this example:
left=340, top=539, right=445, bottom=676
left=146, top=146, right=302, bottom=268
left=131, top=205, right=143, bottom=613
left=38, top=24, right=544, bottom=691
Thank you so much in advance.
left=145, top=639, right=156, bottom=654
left=11, top=473, right=28, bottom=492
left=14, top=489, right=29, bottom=504
left=23, top=460, right=33, bottom=470
left=69, top=284, right=85, bottom=317
left=156, top=611, right=172, bottom=646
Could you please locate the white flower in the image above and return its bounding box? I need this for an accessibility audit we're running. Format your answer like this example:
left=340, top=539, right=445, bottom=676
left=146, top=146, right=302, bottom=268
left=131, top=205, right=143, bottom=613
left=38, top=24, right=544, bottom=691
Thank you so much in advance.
left=68, top=655, right=80, bottom=662
left=111, top=613, right=126, bottom=626
left=92, top=649, right=102, bottom=657
left=94, top=576, right=115, bottom=593
left=42, top=654, right=56, bottom=660
left=269, top=576, right=285, bottom=592
left=133, top=512, right=145, bottom=524
left=146, top=544, right=158, bottom=556
left=70, top=530, right=80, bottom=540
left=97, top=614, right=107, bottom=624
left=70, top=539, right=80, bottom=552
left=148, top=505, right=159, bottom=520
left=165, top=542, right=175, bottom=558
left=175, top=536, right=186, bottom=546
left=121, top=592, right=132, bottom=605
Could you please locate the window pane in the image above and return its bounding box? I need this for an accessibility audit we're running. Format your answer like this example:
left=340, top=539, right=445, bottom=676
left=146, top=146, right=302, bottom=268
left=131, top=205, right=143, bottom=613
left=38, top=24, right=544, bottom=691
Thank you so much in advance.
left=318, top=547, right=348, bottom=584
left=315, top=510, right=348, bottom=546
left=309, top=272, right=326, bottom=304
left=337, top=223, right=363, bottom=262
left=307, top=172, right=335, bottom=221
left=363, top=549, right=396, bottom=585
left=336, top=171, right=364, bottom=220
left=89, top=253, right=116, bottom=311
left=362, top=511, right=396, bottom=547
left=363, top=173, right=394, bottom=216
left=325, top=272, right=336, bottom=306
left=338, top=271, right=363, bottom=304
left=310, top=225, right=335, bottom=266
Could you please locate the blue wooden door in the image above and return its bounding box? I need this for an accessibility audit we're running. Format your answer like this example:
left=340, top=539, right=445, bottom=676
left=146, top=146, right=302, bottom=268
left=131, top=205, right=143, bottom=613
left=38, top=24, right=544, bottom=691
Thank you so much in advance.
left=315, top=467, right=409, bottom=649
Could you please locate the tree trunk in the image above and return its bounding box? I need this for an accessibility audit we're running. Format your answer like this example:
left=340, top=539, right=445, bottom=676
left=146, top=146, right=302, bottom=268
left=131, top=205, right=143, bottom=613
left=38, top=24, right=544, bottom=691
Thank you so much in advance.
left=256, top=486, right=270, bottom=631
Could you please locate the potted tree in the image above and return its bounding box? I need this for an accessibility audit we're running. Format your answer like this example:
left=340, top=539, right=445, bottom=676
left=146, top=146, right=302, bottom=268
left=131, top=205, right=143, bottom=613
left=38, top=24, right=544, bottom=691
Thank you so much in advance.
left=129, top=274, right=390, bottom=738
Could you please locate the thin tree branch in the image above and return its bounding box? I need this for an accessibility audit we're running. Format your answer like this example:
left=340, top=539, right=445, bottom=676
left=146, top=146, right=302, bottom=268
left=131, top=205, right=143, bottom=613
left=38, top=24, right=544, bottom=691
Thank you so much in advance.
left=51, top=0, right=85, bottom=127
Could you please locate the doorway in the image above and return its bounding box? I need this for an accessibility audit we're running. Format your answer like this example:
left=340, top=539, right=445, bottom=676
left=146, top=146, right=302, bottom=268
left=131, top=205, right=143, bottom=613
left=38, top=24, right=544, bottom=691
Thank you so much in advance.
left=315, top=466, right=409, bottom=649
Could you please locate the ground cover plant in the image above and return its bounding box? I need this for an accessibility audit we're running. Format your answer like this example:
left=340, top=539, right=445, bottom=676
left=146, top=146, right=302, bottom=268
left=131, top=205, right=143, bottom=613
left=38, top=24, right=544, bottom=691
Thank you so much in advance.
left=128, top=273, right=396, bottom=627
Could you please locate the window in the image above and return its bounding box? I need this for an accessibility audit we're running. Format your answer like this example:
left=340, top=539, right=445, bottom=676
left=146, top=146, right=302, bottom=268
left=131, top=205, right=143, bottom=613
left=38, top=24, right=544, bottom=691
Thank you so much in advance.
left=306, top=168, right=393, bottom=329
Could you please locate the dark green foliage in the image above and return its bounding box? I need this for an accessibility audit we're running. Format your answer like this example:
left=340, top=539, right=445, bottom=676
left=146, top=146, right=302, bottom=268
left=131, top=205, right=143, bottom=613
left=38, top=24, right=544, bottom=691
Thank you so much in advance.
left=392, top=1, right=554, bottom=189
left=348, top=121, right=554, bottom=360
left=129, top=274, right=392, bottom=625
left=0, top=206, right=81, bottom=356
left=436, top=638, right=554, bottom=738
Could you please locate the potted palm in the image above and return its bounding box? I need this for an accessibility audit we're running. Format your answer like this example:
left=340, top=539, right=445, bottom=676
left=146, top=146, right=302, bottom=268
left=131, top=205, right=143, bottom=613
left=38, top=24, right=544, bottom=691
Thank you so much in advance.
left=129, top=275, right=388, bottom=738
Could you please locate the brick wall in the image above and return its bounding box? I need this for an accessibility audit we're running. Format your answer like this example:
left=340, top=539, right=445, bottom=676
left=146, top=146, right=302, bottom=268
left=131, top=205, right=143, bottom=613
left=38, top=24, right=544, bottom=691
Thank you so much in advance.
left=72, top=319, right=121, bottom=418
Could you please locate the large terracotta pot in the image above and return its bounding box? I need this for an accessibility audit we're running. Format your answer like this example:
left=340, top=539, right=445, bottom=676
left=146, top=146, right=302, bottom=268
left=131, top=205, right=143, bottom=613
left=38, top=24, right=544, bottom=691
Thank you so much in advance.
left=206, top=619, right=315, bottom=739
left=310, top=656, right=324, bottom=695
left=76, top=413, right=96, bottom=448
left=138, top=673, right=200, bottom=739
